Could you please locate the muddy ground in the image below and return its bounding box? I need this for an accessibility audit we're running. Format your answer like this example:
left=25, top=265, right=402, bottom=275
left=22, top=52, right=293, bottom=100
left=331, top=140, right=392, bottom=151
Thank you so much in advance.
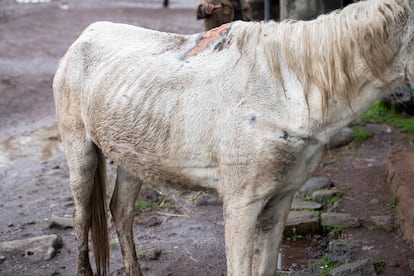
left=1, top=0, right=414, bottom=275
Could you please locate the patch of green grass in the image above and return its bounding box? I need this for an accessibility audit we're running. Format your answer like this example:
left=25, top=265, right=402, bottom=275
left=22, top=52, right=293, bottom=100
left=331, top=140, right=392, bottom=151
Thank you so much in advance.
left=361, top=100, right=414, bottom=135
left=360, top=100, right=389, bottom=123
left=351, top=126, right=372, bottom=143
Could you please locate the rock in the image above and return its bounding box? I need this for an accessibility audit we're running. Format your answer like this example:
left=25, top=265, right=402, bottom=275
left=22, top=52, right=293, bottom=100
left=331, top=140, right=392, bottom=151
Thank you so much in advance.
left=386, top=259, right=399, bottom=268
left=327, top=239, right=361, bottom=263
left=284, top=210, right=320, bottom=236
left=298, top=176, right=333, bottom=195
left=0, top=234, right=63, bottom=260
left=139, top=186, right=160, bottom=203
left=194, top=193, right=220, bottom=206
left=368, top=215, right=394, bottom=232
left=381, top=83, right=414, bottom=115
left=409, top=259, right=414, bottom=272
left=369, top=198, right=380, bottom=205
left=386, top=151, right=414, bottom=241
left=327, top=127, right=354, bottom=148
left=330, top=259, right=377, bottom=276
left=49, top=215, right=74, bottom=229
left=291, top=199, right=322, bottom=211
left=364, top=124, right=392, bottom=136
left=321, top=212, right=361, bottom=228
left=311, top=189, right=339, bottom=205
left=147, top=248, right=162, bottom=260
left=0, top=255, right=5, bottom=264
left=137, top=216, right=162, bottom=227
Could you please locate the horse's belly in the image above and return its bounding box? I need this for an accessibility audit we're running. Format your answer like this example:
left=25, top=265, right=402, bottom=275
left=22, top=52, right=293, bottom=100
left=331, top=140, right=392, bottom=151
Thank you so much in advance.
left=102, top=141, right=220, bottom=191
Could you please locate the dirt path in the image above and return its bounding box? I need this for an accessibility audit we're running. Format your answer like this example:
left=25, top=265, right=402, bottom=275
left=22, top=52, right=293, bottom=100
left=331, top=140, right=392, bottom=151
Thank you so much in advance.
left=1, top=1, right=414, bottom=275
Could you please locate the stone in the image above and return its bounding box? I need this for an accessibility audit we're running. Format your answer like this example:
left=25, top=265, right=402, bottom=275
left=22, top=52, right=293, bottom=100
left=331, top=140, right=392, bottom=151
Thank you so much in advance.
left=0, top=234, right=63, bottom=260
left=327, top=239, right=361, bottom=263
left=330, top=259, right=377, bottom=276
left=321, top=212, right=361, bottom=228
left=139, top=186, right=160, bottom=203
left=49, top=215, right=74, bottom=229
left=409, top=259, right=414, bottom=272
left=386, top=151, right=414, bottom=241
left=291, top=199, right=322, bottom=210
left=194, top=193, right=220, bottom=206
left=137, top=216, right=162, bottom=227
left=327, top=127, right=354, bottom=148
left=147, top=248, right=162, bottom=260
left=368, top=215, right=394, bottom=232
left=298, top=176, right=332, bottom=195
left=381, top=83, right=414, bottom=115
left=369, top=198, right=380, bottom=205
left=311, top=189, right=339, bottom=205
left=284, top=210, right=320, bottom=236
left=386, top=260, right=399, bottom=268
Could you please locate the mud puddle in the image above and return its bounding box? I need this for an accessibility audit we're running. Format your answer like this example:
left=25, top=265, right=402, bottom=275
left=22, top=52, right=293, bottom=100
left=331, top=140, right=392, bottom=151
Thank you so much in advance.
left=0, top=125, right=61, bottom=167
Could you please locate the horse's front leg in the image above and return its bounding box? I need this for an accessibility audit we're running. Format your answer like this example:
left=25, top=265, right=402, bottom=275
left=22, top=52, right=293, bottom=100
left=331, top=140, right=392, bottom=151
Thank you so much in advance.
left=252, top=191, right=295, bottom=276
left=110, top=166, right=142, bottom=276
left=222, top=192, right=267, bottom=276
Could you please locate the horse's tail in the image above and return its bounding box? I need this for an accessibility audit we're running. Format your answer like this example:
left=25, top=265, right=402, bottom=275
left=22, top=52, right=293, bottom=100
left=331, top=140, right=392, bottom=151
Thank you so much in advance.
left=91, top=146, right=109, bottom=276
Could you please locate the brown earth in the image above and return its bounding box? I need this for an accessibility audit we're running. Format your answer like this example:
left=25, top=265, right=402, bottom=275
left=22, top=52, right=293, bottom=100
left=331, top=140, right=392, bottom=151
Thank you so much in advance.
left=1, top=1, right=414, bottom=275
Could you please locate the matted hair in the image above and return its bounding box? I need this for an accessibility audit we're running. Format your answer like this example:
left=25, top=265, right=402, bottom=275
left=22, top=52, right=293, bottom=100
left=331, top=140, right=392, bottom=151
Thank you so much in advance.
left=261, top=0, right=411, bottom=117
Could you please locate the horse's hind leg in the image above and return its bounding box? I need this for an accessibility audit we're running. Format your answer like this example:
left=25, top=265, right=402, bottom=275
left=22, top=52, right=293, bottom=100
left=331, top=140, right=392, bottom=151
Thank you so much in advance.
left=61, top=132, right=99, bottom=276
left=110, top=166, right=142, bottom=276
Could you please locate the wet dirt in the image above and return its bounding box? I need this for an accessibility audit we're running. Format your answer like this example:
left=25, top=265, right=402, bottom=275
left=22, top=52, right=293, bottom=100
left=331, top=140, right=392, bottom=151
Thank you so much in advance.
left=1, top=0, right=414, bottom=275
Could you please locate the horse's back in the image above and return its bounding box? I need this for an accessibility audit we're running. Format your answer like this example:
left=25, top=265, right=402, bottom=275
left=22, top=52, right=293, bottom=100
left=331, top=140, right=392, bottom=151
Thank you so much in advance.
left=53, top=22, right=231, bottom=190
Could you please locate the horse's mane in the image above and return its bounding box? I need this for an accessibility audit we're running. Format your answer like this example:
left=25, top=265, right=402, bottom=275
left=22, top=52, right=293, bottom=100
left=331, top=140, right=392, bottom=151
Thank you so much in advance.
left=258, top=0, right=411, bottom=116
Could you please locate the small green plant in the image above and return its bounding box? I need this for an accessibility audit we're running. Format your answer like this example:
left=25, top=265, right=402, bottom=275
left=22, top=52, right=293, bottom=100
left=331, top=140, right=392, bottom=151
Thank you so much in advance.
left=309, top=255, right=340, bottom=276
left=109, top=239, right=118, bottom=250
left=351, top=126, right=372, bottom=143
left=387, top=196, right=397, bottom=209
left=326, top=192, right=342, bottom=206
left=373, top=258, right=386, bottom=274
left=135, top=199, right=154, bottom=212
left=137, top=250, right=146, bottom=258
left=48, top=134, right=60, bottom=141
left=318, top=255, right=340, bottom=276
left=286, top=227, right=303, bottom=241
left=311, top=210, right=321, bottom=217
left=373, top=258, right=385, bottom=266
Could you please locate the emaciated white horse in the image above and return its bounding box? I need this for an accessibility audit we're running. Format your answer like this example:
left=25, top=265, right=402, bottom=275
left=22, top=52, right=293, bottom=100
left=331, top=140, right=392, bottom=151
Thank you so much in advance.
left=53, top=0, right=414, bottom=275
